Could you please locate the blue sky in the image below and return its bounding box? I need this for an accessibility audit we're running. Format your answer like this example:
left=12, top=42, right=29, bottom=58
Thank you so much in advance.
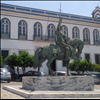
left=1, top=1, right=100, bottom=17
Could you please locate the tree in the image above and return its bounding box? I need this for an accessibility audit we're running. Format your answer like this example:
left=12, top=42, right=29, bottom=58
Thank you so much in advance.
left=17, top=51, right=34, bottom=74
left=0, top=56, right=3, bottom=66
left=4, top=53, right=18, bottom=71
left=95, top=64, right=100, bottom=72
left=27, top=55, right=34, bottom=67
left=69, top=59, right=95, bottom=74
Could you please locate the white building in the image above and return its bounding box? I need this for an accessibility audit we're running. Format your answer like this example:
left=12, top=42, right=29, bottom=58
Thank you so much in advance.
left=1, top=3, right=100, bottom=74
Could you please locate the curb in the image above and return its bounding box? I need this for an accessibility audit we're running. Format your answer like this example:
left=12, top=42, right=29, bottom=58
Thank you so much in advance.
left=3, top=85, right=100, bottom=99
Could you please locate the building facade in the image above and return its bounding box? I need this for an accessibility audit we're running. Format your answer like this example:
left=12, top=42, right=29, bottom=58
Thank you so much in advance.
left=1, top=3, right=100, bottom=74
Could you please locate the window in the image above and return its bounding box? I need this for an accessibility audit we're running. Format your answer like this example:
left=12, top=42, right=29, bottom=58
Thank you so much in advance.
left=62, top=26, right=68, bottom=36
left=1, top=19, right=9, bottom=34
left=85, top=54, right=90, bottom=62
left=63, top=60, right=67, bottom=66
left=48, top=24, right=55, bottom=38
left=96, top=14, right=100, bottom=19
left=72, top=27, right=79, bottom=38
left=19, top=21, right=26, bottom=35
left=1, top=18, right=10, bottom=38
left=83, top=28, right=90, bottom=44
left=19, top=51, right=22, bottom=54
left=95, top=54, right=100, bottom=64
left=26, top=71, right=33, bottom=75
left=34, top=22, right=41, bottom=37
left=19, top=51, right=26, bottom=54
left=34, top=72, right=39, bottom=76
left=93, top=29, right=99, bottom=45
left=18, top=20, right=27, bottom=40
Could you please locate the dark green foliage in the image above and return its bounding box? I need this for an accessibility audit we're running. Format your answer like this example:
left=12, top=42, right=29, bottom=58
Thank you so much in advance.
left=4, top=51, right=34, bottom=74
left=4, top=53, right=18, bottom=70
left=0, top=56, right=3, bottom=66
left=87, top=60, right=95, bottom=71
left=69, top=59, right=95, bottom=74
left=17, top=51, right=34, bottom=74
left=95, top=64, right=100, bottom=72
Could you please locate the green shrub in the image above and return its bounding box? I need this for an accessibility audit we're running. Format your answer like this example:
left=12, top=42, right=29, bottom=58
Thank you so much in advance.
left=4, top=52, right=18, bottom=70
left=0, top=56, right=3, bottom=66
left=95, top=64, right=100, bottom=72
left=69, top=59, right=95, bottom=74
left=17, top=51, right=34, bottom=74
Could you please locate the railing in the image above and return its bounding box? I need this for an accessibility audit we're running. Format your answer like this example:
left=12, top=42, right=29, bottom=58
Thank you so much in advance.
left=1, top=32, right=10, bottom=39
left=19, top=34, right=27, bottom=40
left=33, top=35, right=56, bottom=41
left=94, top=40, right=99, bottom=45
left=84, top=39, right=90, bottom=45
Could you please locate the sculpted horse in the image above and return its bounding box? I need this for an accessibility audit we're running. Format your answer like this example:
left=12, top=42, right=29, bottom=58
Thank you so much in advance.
left=33, top=38, right=84, bottom=76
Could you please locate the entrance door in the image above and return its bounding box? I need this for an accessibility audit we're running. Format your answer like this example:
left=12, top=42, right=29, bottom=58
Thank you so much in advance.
left=1, top=50, right=9, bottom=63
left=49, top=60, right=56, bottom=75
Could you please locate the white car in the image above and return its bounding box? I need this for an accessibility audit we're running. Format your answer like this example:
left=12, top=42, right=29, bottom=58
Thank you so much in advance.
left=0, top=68, right=11, bottom=83
left=92, top=75, right=100, bottom=84
left=53, top=71, right=71, bottom=76
left=84, top=74, right=100, bottom=84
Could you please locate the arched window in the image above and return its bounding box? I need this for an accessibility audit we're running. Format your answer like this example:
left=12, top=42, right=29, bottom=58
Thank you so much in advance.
left=18, top=20, right=27, bottom=40
left=62, top=25, right=68, bottom=37
left=96, top=14, right=100, bottom=19
left=72, top=27, right=79, bottom=38
left=34, top=22, right=41, bottom=37
left=93, top=29, right=99, bottom=45
left=19, top=21, right=26, bottom=35
left=1, top=18, right=10, bottom=38
left=34, top=22, right=42, bottom=40
left=48, top=24, right=55, bottom=41
left=83, top=28, right=90, bottom=44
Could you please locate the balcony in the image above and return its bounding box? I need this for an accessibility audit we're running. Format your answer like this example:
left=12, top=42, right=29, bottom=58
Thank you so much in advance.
left=19, top=34, right=27, bottom=40
left=33, top=35, right=56, bottom=41
left=94, top=40, right=99, bottom=45
left=84, top=39, right=90, bottom=45
left=1, top=32, right=10, bottom=39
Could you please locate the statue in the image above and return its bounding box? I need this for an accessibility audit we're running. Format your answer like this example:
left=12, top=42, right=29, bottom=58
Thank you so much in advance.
left=55, top=17, right=70, bottom=60
left=33, top=17, right=84, bottom=76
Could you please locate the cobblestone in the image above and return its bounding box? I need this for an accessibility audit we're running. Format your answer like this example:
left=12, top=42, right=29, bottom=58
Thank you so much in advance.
left=1, top=88, right=25, bottom=99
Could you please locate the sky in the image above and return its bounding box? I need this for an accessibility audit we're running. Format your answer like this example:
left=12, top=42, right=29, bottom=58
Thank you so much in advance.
left=1, top=1, right=100, bottom=17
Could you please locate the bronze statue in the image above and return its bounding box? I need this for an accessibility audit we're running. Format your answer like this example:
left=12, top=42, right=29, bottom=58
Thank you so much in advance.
left=55, top=17, right=70, bottom=60
left=33, top=17, right=84, bottom=76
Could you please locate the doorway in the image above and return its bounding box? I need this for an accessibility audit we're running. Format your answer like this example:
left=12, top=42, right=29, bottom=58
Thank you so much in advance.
left=1, top=50, right=9, bottom=63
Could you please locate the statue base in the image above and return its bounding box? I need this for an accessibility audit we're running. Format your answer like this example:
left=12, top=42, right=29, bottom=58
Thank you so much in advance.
left=22, top=76, right=94, bottom=91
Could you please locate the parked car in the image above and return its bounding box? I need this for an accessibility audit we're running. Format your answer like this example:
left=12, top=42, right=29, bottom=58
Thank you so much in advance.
left=70, top=73, right=80, bottom=76
left=84, top=74, right=100, bottom=84
left=0, top=68, right=11, bottom=83
left=92, top=75, right=100, bottom=84
left=1, top=65, right=17, bottom=81
left=42, top=72, right=49, bottom=76
left=18, top=70, right=48, bottom=81
left=53, top=71, right=71, bottom=76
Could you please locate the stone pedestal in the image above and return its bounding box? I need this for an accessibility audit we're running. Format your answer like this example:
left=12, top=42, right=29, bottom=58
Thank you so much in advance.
left=22, top=76, right=94, bottom=91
